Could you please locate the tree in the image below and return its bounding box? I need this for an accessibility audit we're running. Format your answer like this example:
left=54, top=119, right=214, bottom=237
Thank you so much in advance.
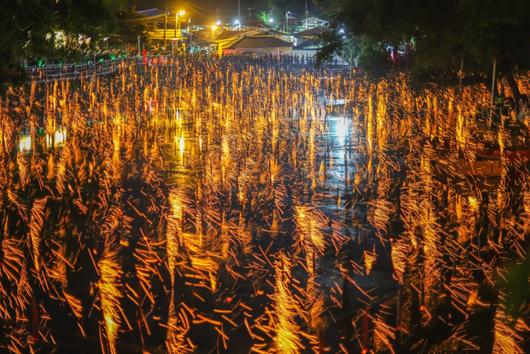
left=0, top=0, right=118, bottom=89
left=317, top=0, right=530, bottom=98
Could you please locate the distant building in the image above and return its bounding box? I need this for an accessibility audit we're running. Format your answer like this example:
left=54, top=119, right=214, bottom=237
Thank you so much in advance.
left=135, top=8, right=186, bottom=44
left=222, top=35, right=293, bottom=56
left=292, top=26, right=325, bottom=59
left=190, top=28, right=214, bottom=53
left=293, top=39, right=322, bottom=60
left=296, top=27, right=325, bottom=41
left=304, top=17, right=328, bottom=29
left=214, top=29, right=260, bottom=56
left=136, top=8, right=165, bottom=18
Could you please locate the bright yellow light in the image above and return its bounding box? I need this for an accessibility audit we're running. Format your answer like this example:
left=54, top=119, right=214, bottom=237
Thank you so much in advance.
left=54, top=128, right=67, bottom=147
left=179, top=136, right=185, bottom=156
left=468, top=196, right=479, bottom=212
left=19, top=134, right=32, bottom=152
left=178, top=10, right=186, bottom=17
left=211, top=24, right=218, bottom=32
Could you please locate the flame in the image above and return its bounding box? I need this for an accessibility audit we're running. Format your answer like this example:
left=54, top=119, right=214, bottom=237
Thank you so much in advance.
left=0, top=56, right=526, bottom=354
left=98, top=245, right=122, bottom=354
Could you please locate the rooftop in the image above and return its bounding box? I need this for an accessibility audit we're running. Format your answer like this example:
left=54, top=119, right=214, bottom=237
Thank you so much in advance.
left=136, top=8, right=166, bottom=18
left=296, top=27, right=325, bottom=37
left=227, top=36, right=292, bottom=49
left=294, top=39, right=322, bottom=50
left=216, top=29, right=255, bottom=41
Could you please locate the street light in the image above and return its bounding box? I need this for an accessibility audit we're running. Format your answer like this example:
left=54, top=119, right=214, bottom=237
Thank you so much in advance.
left=211, top=24, right=219, bottom=38
left=176, top=10, right=186, bottom=36
left=237, top=0, right=241, bottom=29
left=175, top=10, right=186, bottom=53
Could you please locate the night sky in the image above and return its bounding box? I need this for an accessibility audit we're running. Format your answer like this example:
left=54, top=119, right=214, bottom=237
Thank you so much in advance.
left=132, top=0, right=315, bottom=24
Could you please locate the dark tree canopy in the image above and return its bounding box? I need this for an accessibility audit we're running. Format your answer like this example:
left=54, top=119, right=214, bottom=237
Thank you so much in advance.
left=0, top=0, right=119, bottom=88
left=318, top=0, right=530, bottom=93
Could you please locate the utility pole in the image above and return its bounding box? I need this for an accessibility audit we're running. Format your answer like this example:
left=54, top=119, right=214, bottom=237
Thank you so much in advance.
left=489, top=58, right=497, bottom=127
left=163, top=0, right=168, bottom=49
left=305, top=0, right=309, bottom=28
left=490, top=59, right=497, bottom=106
left=175, top=12, right=178, bottom=39
left=237, top=0, right=241, bottom=29
left=188, top=17, right=192, bottom=52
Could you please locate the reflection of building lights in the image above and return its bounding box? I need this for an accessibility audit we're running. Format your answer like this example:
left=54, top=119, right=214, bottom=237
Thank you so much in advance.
left=19, top=135, right=31, bottom=152
left=46, top=128, right=67, bottom=148
left=468, top=196, right=479, bottom=212
left=335, top=118, right=349, bottom=146
left=55, top=128, right=67, bottom=146
left=179, top=136, right=185, bottom=156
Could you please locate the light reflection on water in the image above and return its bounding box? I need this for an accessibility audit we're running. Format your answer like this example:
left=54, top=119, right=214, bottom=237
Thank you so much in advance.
left=18, top=127, right=67, bottom=152
left=1, top=59, right=527, bottom=353
left=18, top=134, right=32, bottom=152
left=1, top=65, right=393, bottom=353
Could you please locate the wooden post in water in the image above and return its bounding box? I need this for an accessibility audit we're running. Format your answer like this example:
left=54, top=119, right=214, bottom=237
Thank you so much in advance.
left=489, top=58, right=496, bottom=127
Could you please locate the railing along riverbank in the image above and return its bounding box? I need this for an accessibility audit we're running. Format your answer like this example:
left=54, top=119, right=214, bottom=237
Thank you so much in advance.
left=24, top=54, right=352, bottom=82
left=25, top=59, right=125, bottom=82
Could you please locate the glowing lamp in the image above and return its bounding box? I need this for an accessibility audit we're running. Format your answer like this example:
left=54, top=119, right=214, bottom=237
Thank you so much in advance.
left=19, top=135, right=32, bottom=152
